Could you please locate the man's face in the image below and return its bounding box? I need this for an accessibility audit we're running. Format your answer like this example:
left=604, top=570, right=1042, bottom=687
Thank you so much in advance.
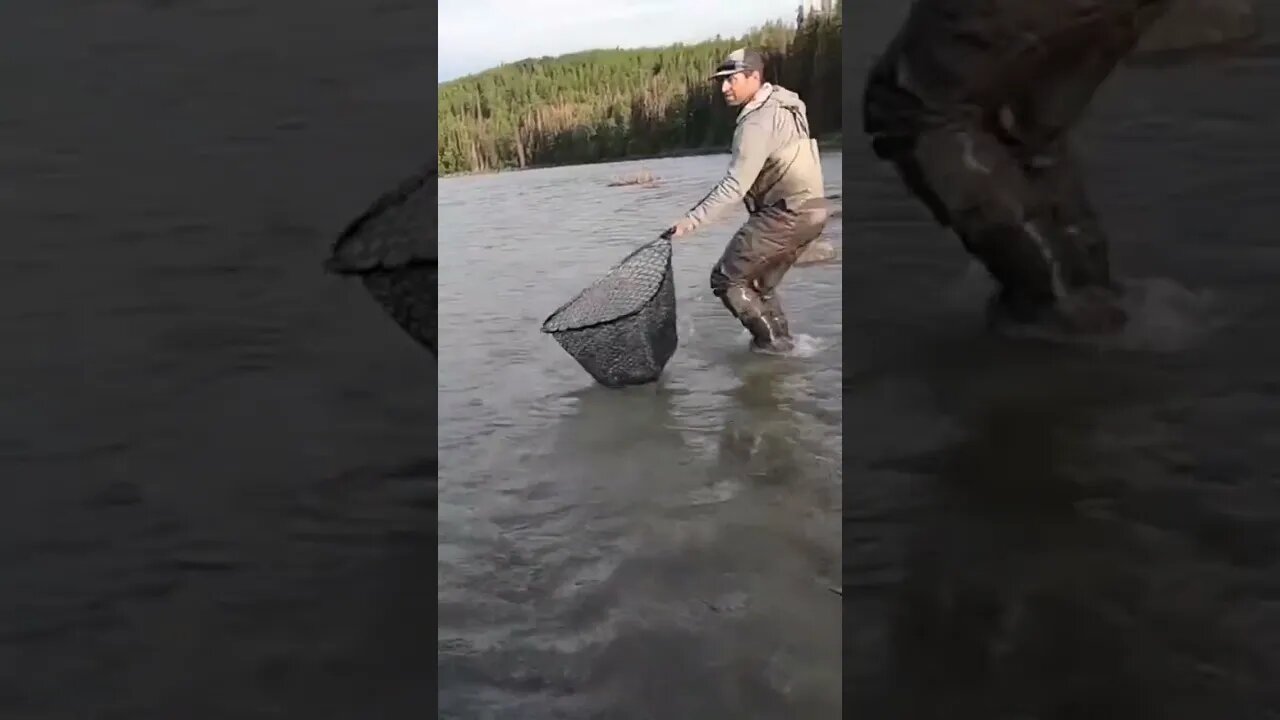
left=720, top=70, right=761, bottom=107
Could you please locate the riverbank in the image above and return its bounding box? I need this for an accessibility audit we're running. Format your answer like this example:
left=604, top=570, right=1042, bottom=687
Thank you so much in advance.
left=440, top=133, right=844, bottom=179
left=439, top=15, right=841, bottom=175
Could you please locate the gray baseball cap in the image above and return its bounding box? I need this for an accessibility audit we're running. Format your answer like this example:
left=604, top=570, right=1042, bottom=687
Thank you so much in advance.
left=709, top=47, right=764, bottom=79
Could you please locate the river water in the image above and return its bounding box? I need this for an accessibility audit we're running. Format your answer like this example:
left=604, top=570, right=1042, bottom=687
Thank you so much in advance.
left=438, top=152, right=844, bottom=718
left=5, top=0, right=1278, bottom=716
left=1, top=2, right=437, bottom=718
left=847, top=1, right=1280, bottom=717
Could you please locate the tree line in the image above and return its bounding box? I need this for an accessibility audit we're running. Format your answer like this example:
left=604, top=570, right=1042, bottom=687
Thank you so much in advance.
left=438, top=5, right=841, bottom=175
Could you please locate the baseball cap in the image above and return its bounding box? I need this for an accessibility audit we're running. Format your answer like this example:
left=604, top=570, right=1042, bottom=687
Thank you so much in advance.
left=709, top=48, right=764, bottom=79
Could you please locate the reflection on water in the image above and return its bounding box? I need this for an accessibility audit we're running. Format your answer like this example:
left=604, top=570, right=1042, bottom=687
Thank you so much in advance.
left=847, top=1, right=1280, bottom=716
left=439, top=152, right=842, bottom=718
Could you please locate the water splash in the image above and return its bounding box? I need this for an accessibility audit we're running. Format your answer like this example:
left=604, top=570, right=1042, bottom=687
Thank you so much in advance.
left=737, top=330, right=827, bottom=358
left=1108, top=276, right=1223, bottom=351
left=946, top=263, right=1223, bottom=351
left=787, top=333, right=827, bottom=358
left=993, top=277, right=1222, bottom=353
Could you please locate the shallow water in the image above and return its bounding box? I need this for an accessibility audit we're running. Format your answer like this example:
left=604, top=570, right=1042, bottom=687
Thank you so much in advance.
left=1, top=2, right=437, bottom=717
left=437, top=152, right=844, bottom=717
left=847, top=1, right=1280, bottom=716
left=5, top=0, right=1278, bottom=715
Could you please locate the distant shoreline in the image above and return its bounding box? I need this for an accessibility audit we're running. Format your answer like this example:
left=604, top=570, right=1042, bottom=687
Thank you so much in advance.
left=441, top=134, right=844, bottom=179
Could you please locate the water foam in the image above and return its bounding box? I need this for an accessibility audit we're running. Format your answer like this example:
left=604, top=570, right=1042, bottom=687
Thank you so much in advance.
left=993, top=277, right=1222, bottom=352
left=737, top=330, right=827, bottom=358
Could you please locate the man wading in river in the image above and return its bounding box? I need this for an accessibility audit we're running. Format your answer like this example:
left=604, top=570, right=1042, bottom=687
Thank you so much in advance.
left=863, top=0, right=1183, bottom=334
left=667, top=48, right=828, bottom=354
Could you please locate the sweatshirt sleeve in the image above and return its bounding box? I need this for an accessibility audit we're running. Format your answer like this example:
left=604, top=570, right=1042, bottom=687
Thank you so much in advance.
left=681, top=116, right=773, bottom=230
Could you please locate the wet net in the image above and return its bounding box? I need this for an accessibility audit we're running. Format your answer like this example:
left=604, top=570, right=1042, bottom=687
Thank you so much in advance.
left=325, top=163, right=437, bottom=356
left=541, top=235, right=678, bottom=388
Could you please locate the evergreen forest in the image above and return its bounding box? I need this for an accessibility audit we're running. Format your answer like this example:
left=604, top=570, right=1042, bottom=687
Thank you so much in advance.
left=438, top=5, right=841, bottom=175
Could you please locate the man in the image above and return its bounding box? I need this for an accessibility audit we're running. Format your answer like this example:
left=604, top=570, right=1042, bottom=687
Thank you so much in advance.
left=862, top=0, right=1179, bottom=333
left=667, top=48, right=829, bottom=354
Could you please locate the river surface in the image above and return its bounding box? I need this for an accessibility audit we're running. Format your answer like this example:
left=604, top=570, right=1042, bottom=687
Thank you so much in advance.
left=438, top=152, right=844, bottom=718
left=847, top=1, right=1280, bottom=717
left=1, top=2, right=436, bottom=718
left=5, top=0, right=1279, bottom=716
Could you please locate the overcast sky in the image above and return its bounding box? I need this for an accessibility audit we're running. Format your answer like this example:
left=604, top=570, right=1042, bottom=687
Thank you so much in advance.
left=438, top=0, right=806, bottom=81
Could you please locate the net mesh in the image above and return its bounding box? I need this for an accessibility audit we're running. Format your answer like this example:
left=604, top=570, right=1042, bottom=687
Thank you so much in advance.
left=542, top=237, right=678, bottom=387
left=326, top=164, right=437, bottom=355
left=361, top=264, right=437, bottom=356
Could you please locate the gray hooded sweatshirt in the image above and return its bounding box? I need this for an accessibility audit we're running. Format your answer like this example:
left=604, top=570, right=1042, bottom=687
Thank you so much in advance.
left=681, top=83, right=825, bottom=232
